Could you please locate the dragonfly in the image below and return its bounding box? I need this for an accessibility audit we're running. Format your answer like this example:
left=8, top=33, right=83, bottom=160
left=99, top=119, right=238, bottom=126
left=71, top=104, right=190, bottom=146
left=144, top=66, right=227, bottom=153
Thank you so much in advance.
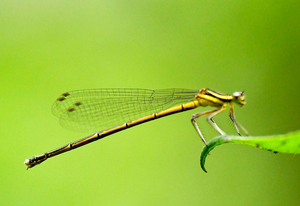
left=24, top=88, right=248, bottom=168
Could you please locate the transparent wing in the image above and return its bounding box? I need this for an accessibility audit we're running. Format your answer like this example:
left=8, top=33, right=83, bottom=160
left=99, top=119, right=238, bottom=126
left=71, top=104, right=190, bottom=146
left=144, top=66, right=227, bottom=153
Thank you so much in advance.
left=52, top=88, right=199, bottom=133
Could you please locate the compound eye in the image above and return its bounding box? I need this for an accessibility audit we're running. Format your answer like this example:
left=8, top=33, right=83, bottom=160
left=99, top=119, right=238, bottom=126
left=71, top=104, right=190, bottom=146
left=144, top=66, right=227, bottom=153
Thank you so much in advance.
left=233, top=91, right=242, bottom=97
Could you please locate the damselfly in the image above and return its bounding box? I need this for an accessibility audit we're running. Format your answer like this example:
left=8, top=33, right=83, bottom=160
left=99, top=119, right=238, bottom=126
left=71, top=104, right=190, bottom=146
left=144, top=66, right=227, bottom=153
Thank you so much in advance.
left=24, top=88, right=248, bottom=168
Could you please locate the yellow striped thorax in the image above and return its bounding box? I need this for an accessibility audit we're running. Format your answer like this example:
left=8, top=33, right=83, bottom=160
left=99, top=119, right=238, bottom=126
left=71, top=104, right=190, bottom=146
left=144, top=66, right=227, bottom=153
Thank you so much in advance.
left=195, top=88, right=245, bottom=108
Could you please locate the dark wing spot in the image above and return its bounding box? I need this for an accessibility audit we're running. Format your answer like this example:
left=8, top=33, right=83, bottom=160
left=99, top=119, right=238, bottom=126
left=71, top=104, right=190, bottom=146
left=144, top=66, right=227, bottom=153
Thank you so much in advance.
left=62, top=92, right=70, bottom=97
left=75, top=102, right=82, bottom=106
left=57, top=97, right=66, bottom=101
left=68, top=108, right=75, bottom=112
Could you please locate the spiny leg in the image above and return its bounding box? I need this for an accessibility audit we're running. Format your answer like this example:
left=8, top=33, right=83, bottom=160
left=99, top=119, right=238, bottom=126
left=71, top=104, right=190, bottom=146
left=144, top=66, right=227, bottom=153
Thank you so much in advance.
left=191, top=110, right=218, bottom=145
left=206, top=106, right=228, bottom=136
left=229, top=103, right=249, bottom=136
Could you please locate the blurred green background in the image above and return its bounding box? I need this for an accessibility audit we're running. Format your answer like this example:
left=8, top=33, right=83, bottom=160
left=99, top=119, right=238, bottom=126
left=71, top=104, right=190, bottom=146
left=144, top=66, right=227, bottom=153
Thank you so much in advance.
left=1, top=0, right=300, bottom=205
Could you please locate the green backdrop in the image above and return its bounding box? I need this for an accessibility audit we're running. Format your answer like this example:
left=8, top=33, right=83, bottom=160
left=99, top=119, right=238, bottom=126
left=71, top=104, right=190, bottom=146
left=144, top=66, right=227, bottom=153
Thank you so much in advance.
left=1, top=1, right=300, bottom=205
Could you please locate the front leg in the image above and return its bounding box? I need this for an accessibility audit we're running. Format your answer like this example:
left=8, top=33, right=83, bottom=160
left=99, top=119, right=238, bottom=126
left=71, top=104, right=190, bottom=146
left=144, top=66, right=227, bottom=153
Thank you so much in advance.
left=229, top=102, right=249, bottom=136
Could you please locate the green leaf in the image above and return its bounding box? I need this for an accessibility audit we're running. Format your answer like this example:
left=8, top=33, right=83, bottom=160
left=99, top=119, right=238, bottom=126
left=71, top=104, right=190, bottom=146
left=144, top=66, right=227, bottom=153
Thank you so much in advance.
left=200, top=130, right=300, bottom=173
